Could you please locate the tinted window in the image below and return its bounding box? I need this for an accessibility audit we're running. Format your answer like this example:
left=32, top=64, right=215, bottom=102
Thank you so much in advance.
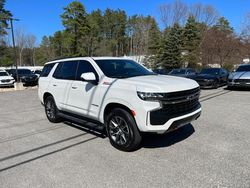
left=170, top=69, right=186, bottom=74
left=236, top=65, right=250, bottom=72
left=18, top=69, right=31, bottom=75
left=95, top=59, right=155, bottom=78
left=40, top=63, right=55, bottom=77
left=0, top=72, right=8, bottom=76
left=53, top=61, right=78, bottom=80
left=76, top=61, right=98, bottom=80
left=200, top=68, right=220, bottom=75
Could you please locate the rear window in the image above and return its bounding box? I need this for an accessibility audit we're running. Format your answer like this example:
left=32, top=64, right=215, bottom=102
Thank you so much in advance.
left=40, top=63, right=55, bottom=77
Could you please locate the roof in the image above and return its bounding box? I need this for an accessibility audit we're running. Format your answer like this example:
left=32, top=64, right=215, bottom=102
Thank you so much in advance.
left=44, top=56, right=132, bottom=65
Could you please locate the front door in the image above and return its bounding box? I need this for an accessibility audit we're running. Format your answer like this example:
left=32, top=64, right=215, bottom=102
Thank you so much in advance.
left=66, top=60, right=99, bottom=119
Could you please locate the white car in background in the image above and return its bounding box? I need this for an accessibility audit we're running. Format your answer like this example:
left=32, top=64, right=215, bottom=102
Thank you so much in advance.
left=0, top=69, right=15, bottom=87
left=228, top=64, right=250, bottom=88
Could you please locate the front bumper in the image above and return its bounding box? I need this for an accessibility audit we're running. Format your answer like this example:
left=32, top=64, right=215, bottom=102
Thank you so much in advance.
left=0, top=80, right=15, bottom=87
left=196, top=80, right=216, bottom=88
left=228, top=80, right=250, bottom=88
left=144, top=108, right=201, bottom=134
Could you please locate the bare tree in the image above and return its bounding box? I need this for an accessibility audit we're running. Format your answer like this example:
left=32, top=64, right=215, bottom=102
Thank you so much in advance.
left=159, top=0, right=188, bottom=27
left=159, top=1, right=219, bottom=27
left=201, top=28, right=241, bottom=67
left=15, top=27, right=27, bottom=66
left=26, top=34, right=36, bottom=66
left=190, top=3, right=219, bottom=26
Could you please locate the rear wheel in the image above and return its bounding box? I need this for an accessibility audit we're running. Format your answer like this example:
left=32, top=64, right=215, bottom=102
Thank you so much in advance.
left=105, top=108, right=142, bottom=152
left=44, top=96, right=62, bottom=123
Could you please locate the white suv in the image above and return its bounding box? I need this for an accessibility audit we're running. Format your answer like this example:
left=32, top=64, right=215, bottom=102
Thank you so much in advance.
left=38, top=57, right=201, bottom=151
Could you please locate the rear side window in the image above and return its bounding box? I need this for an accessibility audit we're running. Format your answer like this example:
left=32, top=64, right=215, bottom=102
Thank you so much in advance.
left=40, top=63, right=55, bottom=77
left=76, top=60, right=98, bottom=81
left=53, top=61, right=78, bottom=80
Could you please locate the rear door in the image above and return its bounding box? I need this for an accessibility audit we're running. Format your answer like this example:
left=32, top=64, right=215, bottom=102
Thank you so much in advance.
left=66, top=60, right=99, bottom=118
left=49, top=61, right=78, bottom=111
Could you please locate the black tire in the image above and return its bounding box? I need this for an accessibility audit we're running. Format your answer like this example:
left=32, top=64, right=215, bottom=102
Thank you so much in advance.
left=105, top=108, right=142, bottom=152
left=213, top=80, right=220, bottom=89
left=44, top=96, right=62, bottom=123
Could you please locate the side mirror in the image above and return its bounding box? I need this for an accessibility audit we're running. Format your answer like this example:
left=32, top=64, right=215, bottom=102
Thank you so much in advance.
left=80, top=72, right=98, bottom=85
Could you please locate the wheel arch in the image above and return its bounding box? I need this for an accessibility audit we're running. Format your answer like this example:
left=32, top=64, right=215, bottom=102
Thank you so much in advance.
left=103, top=103, right=134, bottom=123
left=43, top=92, right=53, bottom=103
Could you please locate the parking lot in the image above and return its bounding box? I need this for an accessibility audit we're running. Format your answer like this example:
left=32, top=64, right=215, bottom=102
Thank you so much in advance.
left=0, top=88, right=249, bottom=188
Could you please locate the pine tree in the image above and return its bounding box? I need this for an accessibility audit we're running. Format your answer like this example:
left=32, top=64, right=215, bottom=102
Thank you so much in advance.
left=182, top=15, right=201, bottom=68
left=61, top=1, right=89, bottom=56
left=0, top=0, right=13, bottom=66
left=148, top=17, right=161, bottom=55
left=160, top=23, right=183, bottom=69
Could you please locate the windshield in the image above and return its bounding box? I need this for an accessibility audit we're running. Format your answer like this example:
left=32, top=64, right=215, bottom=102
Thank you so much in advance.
left=236, top=65, right=250, bottom=72
left=34, top=70, right=42, bottom=74
left=95, top=59, right=155, bottom=78
left=200, top=68, right=220, bottom=75
left=170, top=69, right=186, bottom=74
left=0, top=72, right=9, bottom=76
left=18, top=69, right=31, bottom=74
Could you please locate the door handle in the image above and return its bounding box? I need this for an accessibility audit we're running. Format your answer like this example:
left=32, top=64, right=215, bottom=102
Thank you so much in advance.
left=72, top=86, right=78, bottom=89
left=53, top=84, right=57, bottom=87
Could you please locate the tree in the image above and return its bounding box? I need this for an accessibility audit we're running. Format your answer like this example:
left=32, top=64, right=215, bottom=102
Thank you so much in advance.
left=160, top=23, right=183, bottom=69
left=61, top=1, right=89, bottom=56
left=182, top=15, right=201, bottom=68
left=159, top=0, right=188, bottom=27
left=201, top=17, right=240, bottom=68
left=190, top=3, right=219, bottom=26
left=26, top=34, right=36, bottom=65
left=0, top=0, right=12, bottom=36
left=0, top=0, right=12, bottom=66
left=15, top=27, right=27, bottom=66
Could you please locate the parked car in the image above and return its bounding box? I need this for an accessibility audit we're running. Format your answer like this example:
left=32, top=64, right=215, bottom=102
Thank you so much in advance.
left=228, top=64, right=250, bottom=88
left=39, top=57, right=201, bottom=151
left=8, top=68, right=38, bottom=85
left=33, top=70, right=42, bottom=77
left=152, top=68, right=169, bottom=75
left=0, top=69, right=15, bottom=87
left=169, top=68, right=197, bottom=78
left=189, top=68, right=229, bottom=89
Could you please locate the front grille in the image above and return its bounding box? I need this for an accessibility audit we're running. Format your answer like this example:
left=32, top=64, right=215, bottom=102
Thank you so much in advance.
left=234, top=79, right=250, bottom=83
left=1, top=79, right=11, bottom=83
left=150, top=87, right=201, bottom=125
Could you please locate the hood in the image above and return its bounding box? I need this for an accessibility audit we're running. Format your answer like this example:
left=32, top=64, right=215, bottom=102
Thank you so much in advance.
left=20, top=74, right=37, bottom=78
left=0, top=76, right=14, bottom=80
left=117, top=75, right=199, bottom=93
left=229, top=71, right=250, bottom=80
left=193, top=74, right=218, bottom=80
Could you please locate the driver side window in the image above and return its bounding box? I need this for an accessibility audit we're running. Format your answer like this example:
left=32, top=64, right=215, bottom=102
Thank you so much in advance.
left=76, top=61, right=98, bottom=81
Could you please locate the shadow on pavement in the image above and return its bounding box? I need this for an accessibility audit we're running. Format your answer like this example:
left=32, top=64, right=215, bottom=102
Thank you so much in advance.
left=141, top=123, right=195, bottom=149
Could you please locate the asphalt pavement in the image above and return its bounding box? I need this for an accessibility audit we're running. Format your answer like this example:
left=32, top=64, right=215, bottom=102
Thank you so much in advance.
left=0, top=88, right=249, bottom=188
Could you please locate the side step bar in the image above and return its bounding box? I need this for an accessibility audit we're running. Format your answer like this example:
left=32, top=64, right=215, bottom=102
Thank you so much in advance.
left=58, top=111, right=105, bottom=133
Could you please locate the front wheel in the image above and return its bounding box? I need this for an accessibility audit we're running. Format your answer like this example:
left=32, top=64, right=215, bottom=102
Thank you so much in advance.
left=44, top=96, right=62, bottom=123
left=106, top=108, right=142, bottom=152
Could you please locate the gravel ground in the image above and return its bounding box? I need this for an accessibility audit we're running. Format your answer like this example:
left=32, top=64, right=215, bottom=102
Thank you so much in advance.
left=0, top=88, right=249, bottom=188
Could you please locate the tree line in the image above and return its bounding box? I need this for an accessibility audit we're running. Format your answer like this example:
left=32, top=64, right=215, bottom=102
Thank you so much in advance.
left=1, top=0, right=250, bottom=71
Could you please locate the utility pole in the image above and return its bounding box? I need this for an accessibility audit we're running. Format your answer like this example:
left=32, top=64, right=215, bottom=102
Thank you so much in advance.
left=9, top=18, right=19, bottom=82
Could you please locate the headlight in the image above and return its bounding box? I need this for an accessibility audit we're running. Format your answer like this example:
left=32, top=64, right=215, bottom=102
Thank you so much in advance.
left=137, top=91, right=165, bottom=101
left=204, top=79, right=214, bottom=82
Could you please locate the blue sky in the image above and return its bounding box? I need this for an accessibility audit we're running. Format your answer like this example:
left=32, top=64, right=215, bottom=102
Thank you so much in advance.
left=5, top=0, right=250, bottom=43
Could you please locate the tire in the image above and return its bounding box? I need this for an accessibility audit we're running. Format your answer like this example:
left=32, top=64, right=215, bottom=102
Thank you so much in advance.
left=105, top=108, right=142, bottom=152
left=213, top=80, right=220, bottom=89
left=44, top=96, right=62, bottom=123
